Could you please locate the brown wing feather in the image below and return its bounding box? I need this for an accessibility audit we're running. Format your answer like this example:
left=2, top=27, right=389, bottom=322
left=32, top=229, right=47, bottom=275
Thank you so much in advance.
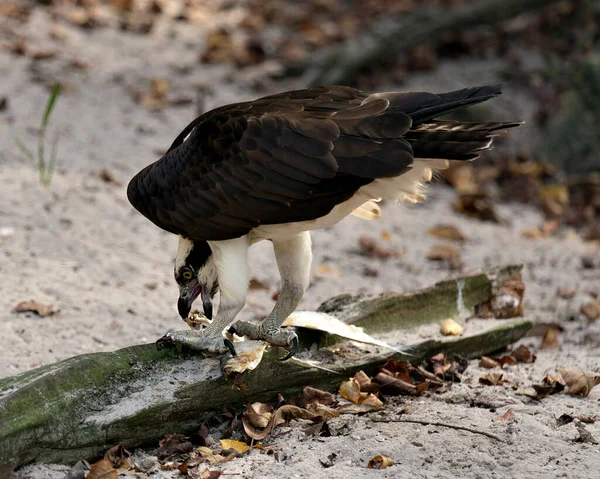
left=127, top=85, right=520, bottom=241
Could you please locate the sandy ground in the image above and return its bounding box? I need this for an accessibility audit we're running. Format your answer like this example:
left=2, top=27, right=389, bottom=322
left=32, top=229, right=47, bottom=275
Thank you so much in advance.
left=1, top=7, right=600, bottom=479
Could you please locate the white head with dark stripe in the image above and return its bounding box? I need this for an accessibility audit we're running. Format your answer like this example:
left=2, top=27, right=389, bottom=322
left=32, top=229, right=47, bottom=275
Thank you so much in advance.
left=174, top=237, right=218, bottom=319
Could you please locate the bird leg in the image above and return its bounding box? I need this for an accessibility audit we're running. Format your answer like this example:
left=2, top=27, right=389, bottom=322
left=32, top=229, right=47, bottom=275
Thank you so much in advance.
left=158, top=237, right=250, bottom=357
left=229, top=232, right=312, bottom=360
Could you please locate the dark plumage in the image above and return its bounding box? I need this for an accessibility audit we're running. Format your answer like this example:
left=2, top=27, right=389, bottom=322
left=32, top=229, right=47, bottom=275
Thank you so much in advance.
left=127, top=85, right=520, bottom=241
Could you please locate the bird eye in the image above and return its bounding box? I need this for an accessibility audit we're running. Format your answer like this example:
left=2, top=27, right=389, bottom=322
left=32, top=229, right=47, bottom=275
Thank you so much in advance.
left=182, top=270, right=193, bottom=280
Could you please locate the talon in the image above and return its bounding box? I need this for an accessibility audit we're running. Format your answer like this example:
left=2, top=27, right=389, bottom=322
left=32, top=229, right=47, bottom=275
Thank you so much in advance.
left=224, top=338, right=237, bottom=357
left=156, top=334, right=174, bottom=350
left=278, top=336, right=298, bottom=361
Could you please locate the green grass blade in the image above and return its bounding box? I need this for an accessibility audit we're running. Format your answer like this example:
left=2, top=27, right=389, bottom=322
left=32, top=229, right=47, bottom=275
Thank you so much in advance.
left=14, top=136, right=35, bottom=164
left=44, top=134, right=60, bottom=186
left=41, top=83, right=61, bottom=130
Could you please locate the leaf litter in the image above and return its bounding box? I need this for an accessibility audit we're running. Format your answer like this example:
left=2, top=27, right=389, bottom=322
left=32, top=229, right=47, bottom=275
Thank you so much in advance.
left=90, top=356, right=466, bottom=474
left=12, top=300, right=59, bottom=317
left=77, top=349, right=600, bottom=477
left=368, top=455, right=394, bottom=469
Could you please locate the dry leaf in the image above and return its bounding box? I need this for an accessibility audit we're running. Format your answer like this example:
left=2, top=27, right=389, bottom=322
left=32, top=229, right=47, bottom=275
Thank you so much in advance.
left=12, top=300, right=58, bottom=317
left=492, top=409, right=515, bottom=422
left=86, top=459, right=117, bottom=479
left=353, top=370, right=380, bottom=394
left=440, top=318, right=463, bottom=336
left=428, top=224, right=467, bottom=242
left=375, top=360, right=441, bottom=395
left=98, top=168, right=121, bottom=186
left=540, top=327, right=561, bottom=350
left=453, top=192, right=502, bottom=223
left=150, top=78, right=168, bottom=99
left=31, top=49, right=56, bottom=60
left=339, top=378, right=383, bottom=411
left=560, top=370, right=600, bottom=397
left=427, top=243, right=462, bottom=270
left=512, top=345, right=536, bottom=363
left=245, top=402, right=273, bottom=428
left=358, top=236, right=403, bottom=259
left=271, top=405, right=315, bottom=429
left=219, top=439, right=249, bottom=455
left=306, top=402, right=340, bottom=422
left=368, top=455, right=394, bottom=469
left=556, top=287, right=576, bottom=299
left=515, top=387, right=539, bottom=399
left=532, top=375, right=565, bottom=398
left=242, top=402, right=273, bottom=440
left=527, top=322, right=565, bottom=337
left=479, top=373, right=507, bottom=386
left=242, top=402, right=316, bottom=440
left=157, top=434, right=193, bottom=460
left=557, top=414, right=596, bottom=426
left=441, top=162, right=477, bottom=192
left=580, top=301, right=600, bottom=320
left=298, top=386, right=337, bottom=407
left=103, top=444, right=132, bottom=469
left=380, top=229, right=392, bottom=241
left=313, top=264, right=340, bottom=278
left=496, top=355, right=518, bottom=367
left=195, top=446, right=233, bottom=465
left=375, top=372, right=426, bottom=396
left=339, top=378, right=362, bottom=403
left=521, top=226, right=544, bottom=239
left=539, top=184, right=569, bottom=218
left=132, top=78, right=169, bottom=109
left=520, top=220, right=559, bottom=239
left=428, top=353, right=467, bottom=381
left=479, top=356, right=500, bottom=369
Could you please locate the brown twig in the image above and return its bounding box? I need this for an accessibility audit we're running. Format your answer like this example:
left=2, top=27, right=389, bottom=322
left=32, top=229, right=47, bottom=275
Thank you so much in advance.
left=371, top=417, right=505, bottom=442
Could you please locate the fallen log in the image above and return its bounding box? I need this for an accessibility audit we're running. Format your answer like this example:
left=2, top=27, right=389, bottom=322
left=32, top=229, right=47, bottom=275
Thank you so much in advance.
left=0, top=264, right=530, bottom=471
left=282, top=0, right=563, bottom=85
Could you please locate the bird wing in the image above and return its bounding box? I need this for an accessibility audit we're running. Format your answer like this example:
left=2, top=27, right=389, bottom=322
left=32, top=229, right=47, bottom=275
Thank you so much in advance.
left=127, top=86, right=414, bottom=241
left=127, top=85, right=517, bottom=241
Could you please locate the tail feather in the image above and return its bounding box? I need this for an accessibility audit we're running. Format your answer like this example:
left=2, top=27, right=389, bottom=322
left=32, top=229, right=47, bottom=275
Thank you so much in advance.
left=377, top=84, right=505, bottom=126
left=407, top=120, right=522, bottom=161
left=412, top=120, right=523, bottom=132
left=332, top=85, right=522, bottom=171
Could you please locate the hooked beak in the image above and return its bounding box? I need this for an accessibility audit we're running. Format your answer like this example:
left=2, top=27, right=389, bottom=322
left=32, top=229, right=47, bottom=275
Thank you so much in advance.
left=177, top=284, right=213, bottom=319
left=177, top=284, right=201, bottom=319
left=201, top=287, right=213, bottom=320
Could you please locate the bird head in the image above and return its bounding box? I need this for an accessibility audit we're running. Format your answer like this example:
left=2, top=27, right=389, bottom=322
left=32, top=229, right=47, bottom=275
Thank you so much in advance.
left=174, top=237, right=218, bottom=320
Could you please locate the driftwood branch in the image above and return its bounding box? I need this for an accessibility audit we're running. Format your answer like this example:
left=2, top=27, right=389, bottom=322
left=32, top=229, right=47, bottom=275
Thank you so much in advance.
left=0, top=264, right=530, bottom=470
left=282, top=0, right=563, bottom=85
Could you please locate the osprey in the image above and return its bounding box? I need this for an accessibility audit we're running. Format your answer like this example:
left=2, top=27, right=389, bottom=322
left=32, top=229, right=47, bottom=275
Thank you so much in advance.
left=127, top=85, right=520, bottom=360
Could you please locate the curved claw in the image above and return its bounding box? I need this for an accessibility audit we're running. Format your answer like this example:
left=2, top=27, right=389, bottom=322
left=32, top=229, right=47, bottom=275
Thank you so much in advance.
left=278, top=336, right=299, bottom=361
left=155, top=334, right=174, bottom=350
left=224, top=338, right=237, bottom=357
